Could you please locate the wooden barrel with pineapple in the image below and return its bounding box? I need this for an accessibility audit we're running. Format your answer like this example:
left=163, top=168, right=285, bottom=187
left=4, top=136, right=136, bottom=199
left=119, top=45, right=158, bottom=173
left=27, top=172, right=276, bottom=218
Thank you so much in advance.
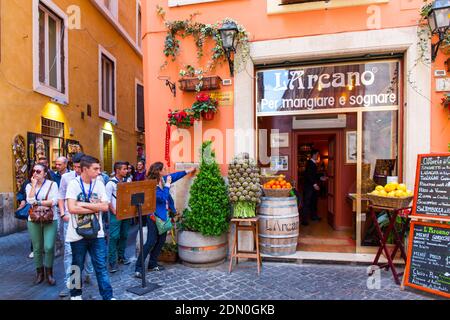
left=257, top=197, right=299, bottom=256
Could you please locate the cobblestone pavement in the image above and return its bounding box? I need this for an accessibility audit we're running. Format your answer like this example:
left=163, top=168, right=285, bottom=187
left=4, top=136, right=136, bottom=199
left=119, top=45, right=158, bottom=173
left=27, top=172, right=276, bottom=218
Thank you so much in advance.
left=0, top=228, right=435, bottom=300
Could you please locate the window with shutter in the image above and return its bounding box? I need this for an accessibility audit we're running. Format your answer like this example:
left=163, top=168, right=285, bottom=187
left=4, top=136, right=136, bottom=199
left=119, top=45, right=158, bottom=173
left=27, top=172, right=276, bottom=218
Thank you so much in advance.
left=33, top=1, right=68, bottom=101
left=136, top=83, right=145, bottom=132
left=98, top=46, right=117, bottom=122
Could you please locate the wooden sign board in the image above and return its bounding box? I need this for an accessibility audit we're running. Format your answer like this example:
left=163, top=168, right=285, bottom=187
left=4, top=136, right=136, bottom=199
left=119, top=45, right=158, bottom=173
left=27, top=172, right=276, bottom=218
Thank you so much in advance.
left=116, top=180, right=157, bottom=221
left=404, top=221, right=450, bottom=298
left=412, top=153, right=450, bottom=219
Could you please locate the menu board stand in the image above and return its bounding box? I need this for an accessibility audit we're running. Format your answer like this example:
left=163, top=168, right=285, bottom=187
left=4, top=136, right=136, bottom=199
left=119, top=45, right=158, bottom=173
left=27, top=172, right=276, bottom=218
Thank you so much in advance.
left=404, top=153, right=450, bottom=299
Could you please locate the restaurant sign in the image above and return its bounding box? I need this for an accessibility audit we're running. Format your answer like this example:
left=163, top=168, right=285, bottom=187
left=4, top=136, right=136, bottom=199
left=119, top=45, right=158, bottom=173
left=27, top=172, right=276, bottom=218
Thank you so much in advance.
left=256, top=61, right=399, bottom=115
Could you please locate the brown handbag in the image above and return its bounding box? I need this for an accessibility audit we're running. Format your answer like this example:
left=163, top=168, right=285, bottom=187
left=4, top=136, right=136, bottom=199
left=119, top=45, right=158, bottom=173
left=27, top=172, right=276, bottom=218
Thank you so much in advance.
left=29, top=181, right=54, bottom=224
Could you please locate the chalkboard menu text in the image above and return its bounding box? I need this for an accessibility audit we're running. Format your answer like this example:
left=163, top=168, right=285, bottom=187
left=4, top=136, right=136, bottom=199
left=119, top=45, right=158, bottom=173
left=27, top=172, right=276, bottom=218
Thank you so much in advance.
left=412, top=154, right=450, bottom=219
left=404, top=221, right=450, bottom=298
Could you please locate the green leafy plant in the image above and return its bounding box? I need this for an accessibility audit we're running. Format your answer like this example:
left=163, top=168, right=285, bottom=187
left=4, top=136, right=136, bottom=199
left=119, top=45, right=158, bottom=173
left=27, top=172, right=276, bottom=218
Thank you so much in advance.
left=161, top=242, right=177, bottom=253
left=160, top=13, right=250, bottom=74
left=182, top=141, right=231, bottom=236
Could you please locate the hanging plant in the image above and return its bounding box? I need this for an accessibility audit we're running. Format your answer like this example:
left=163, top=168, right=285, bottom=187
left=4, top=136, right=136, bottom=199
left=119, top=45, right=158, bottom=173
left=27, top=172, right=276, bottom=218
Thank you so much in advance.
left=160, top=12, right=250, bottom=74
left=191, top=92, right=219, bottom=120
left=167, top=109, right=199, bottom=128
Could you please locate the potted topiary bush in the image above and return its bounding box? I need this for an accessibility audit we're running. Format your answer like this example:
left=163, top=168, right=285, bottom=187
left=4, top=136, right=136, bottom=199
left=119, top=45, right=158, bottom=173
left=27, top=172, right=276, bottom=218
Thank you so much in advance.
left=178, top=140, right=231, bottom=267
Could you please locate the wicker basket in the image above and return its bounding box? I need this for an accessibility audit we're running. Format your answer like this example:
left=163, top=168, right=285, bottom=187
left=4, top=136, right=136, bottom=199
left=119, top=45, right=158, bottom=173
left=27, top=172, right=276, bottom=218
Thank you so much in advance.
left=263, top=188, right=292, bottom=198
left=366, top=194, right=413, bottom=209
left=260, top=176, right=280, bottom=185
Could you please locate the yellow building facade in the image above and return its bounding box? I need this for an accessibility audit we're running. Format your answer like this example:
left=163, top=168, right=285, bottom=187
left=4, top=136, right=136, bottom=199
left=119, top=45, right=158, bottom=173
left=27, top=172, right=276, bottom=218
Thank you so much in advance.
left=0, top=0, right=144, bottom=235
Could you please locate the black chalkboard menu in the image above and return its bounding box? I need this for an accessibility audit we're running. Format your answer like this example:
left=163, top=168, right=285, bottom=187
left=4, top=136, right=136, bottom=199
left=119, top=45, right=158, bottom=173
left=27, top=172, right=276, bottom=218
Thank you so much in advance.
left=412, top=154, right=450, bottom=218
left=404, top=221, right=450, bottom=298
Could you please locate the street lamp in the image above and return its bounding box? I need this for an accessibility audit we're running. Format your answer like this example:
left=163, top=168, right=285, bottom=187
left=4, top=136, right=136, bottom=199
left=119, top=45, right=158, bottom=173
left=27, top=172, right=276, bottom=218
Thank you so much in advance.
left=428, top=0, right=450, bottom=61
left=218, top=21, right=239, bottom=76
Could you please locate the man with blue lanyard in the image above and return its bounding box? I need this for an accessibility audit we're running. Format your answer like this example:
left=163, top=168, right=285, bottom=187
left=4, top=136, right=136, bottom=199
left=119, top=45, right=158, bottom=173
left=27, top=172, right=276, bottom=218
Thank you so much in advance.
left=66, top=156, right=114, bottom=300
left=57, top=153, right=94, bottom=298
left=105, top=162, right=131, bottom=273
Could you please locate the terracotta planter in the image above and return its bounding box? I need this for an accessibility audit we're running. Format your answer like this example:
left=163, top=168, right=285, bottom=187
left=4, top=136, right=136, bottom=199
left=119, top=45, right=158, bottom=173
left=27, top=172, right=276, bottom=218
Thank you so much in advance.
left=201, top=110, right=215, bottom=121
left=178, top=76, right=222, bottom=92
left=158, top=251, right=178, bottom=263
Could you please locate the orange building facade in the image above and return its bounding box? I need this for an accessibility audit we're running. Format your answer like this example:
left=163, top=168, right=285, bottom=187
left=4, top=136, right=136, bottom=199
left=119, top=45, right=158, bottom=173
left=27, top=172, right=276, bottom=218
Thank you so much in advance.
left=142, top=0, right=449, bottom=259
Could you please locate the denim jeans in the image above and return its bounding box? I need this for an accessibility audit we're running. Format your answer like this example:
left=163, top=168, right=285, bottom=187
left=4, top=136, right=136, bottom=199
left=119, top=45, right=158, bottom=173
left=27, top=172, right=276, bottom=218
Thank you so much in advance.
left=135, top=217, right=167, bottom=273
left=63, top=221, right=93, bottom=286
left=69, top=237, right=113, bottom=300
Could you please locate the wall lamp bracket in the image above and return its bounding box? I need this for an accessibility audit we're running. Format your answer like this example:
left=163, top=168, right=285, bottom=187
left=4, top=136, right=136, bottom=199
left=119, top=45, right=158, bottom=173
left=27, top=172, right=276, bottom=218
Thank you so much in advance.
left=158, top=76, right=176, bottom=97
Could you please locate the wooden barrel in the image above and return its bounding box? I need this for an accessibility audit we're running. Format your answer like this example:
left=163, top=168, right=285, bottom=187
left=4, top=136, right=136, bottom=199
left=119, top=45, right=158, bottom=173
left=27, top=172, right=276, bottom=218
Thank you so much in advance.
left=258, top=196, right=299, bottom=256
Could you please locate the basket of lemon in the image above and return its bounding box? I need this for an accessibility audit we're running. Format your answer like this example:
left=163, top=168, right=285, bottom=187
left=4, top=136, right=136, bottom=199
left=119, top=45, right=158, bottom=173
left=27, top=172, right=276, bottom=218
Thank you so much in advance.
left=366, top=183, right=414, bottom=208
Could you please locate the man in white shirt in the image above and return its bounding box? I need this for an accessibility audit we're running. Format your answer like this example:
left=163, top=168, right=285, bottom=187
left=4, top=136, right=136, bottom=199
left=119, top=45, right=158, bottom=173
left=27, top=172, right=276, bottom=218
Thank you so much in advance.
left=57, top=153, right=94, bottom=298
left=105, top=162, right=131, bottom=273
left=66, top=155, right=114, bottom=300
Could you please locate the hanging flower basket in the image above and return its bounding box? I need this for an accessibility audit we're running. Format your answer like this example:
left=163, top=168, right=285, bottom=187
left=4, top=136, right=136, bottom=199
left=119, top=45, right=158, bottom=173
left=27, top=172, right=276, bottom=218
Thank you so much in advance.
left=201, top=110, right=215, bottom=121
left=167, top=109, right=198, bottom=128
left=179, top=75, right=222, bottom=92
left=191, top=92, right=218, bottom=121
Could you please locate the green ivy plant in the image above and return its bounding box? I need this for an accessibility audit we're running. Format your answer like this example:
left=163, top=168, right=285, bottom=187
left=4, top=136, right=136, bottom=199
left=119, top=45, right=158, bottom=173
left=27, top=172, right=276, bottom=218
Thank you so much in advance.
left=159, top=10, right=250, bottom=75
left=182, top=141, right=231, bottom=237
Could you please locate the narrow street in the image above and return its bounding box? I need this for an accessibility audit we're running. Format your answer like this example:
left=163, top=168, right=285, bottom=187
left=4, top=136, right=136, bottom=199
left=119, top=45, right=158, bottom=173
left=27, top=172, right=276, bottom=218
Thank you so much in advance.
left=0, top=227, right=434, bottom=300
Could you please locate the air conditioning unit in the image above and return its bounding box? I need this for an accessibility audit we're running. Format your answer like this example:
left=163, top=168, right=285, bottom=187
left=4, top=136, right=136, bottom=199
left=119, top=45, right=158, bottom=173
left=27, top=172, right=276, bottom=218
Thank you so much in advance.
left=292, top=114, right=347, bottom=129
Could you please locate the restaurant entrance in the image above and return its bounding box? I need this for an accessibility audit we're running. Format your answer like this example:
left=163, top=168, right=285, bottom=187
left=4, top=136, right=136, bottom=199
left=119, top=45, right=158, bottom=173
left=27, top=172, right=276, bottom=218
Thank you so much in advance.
left=256, top=58, right=402, bottom=257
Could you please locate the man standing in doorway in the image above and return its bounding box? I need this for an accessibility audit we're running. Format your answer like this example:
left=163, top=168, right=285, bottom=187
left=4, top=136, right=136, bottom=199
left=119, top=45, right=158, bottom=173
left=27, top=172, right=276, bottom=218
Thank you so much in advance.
left=302, top=149, right=322, bottom=226
left=106, top=162, right=131, bottom=273
left=66, top=156, right=114, bottom=300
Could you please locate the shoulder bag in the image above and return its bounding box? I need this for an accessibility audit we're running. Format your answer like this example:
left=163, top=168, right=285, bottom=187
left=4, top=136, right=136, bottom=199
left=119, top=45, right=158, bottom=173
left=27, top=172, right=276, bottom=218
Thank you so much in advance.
left=29, top=181, right=55, bottom=224
left=73, top=178, right=101, bottom=239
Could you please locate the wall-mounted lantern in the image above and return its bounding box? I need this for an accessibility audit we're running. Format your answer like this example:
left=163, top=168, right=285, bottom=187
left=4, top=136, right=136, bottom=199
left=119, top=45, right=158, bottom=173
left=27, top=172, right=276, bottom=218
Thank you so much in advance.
left=428, top=0, right=450, bottom=61
left=218, top=21, right=239, bottom=77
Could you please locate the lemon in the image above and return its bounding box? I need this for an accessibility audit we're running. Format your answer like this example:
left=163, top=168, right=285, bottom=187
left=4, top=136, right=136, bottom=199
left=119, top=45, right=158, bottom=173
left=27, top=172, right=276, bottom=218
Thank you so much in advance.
left=379, top=190, right=388, bottom=197
left=371, top=190, right=380, bottom=196
left=388, top=191, right=396, bottom=198
left=390, top=182, right=399, bottom=189
left=406, top=190, right=413, bottom=197
left=395, top=190, right=405, bottom=198
left=384, top=183, right=396, bottom=193
left=398, top=184, right=407, bottom=192
left=375, top=185, right=384, bottom=192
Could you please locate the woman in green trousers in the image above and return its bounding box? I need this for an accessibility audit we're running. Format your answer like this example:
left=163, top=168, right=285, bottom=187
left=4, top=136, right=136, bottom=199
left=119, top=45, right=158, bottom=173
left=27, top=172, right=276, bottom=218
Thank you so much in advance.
left=26, top=164, right=59, bottom=285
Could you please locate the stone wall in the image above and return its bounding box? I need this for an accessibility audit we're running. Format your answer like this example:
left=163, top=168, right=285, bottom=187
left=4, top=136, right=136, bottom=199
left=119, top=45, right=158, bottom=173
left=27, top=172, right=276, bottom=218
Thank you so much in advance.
left=0, top=193, right=26, bottom=236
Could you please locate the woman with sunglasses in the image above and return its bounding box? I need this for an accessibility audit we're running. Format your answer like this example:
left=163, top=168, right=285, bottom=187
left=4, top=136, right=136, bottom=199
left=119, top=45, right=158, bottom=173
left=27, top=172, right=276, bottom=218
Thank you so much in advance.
left=26, top=164, right=59, bottom=285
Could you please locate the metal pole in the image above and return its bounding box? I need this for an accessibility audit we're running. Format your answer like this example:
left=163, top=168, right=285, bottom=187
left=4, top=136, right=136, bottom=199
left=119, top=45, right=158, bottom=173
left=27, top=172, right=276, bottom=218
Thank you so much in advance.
left=137, top=204, right=146, bottom=288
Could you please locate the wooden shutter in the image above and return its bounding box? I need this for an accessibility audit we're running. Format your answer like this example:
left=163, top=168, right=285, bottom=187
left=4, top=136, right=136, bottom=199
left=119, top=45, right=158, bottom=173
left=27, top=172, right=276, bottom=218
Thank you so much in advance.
left=136, top=84, right=144, bottom=132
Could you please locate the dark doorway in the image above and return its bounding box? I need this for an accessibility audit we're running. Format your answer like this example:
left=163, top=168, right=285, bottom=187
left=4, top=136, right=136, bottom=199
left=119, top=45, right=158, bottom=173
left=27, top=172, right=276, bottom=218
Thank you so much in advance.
left=295, top=132, right=355, bottom=253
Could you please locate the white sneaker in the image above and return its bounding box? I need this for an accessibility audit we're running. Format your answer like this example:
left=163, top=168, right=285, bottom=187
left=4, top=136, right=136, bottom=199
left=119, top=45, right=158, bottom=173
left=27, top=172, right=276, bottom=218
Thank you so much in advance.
left=28, top=252, right=34, bottom=259
left=70, top=296, right=83, bottom=300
